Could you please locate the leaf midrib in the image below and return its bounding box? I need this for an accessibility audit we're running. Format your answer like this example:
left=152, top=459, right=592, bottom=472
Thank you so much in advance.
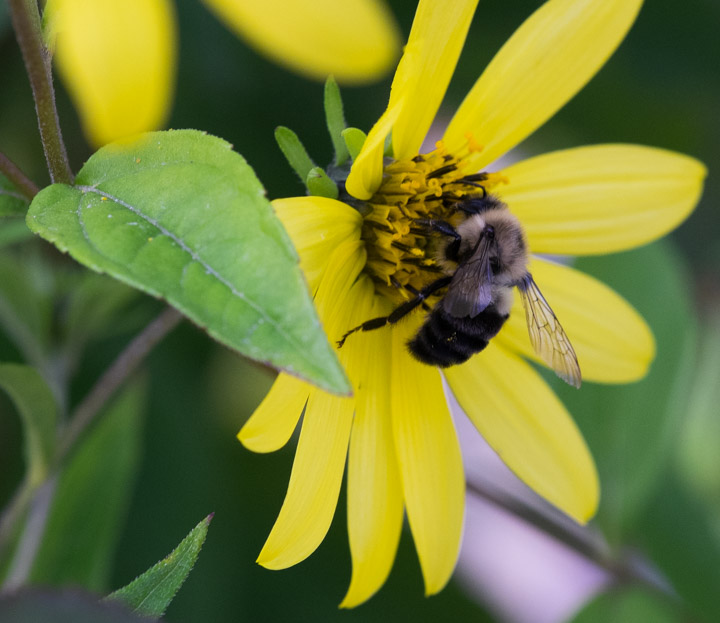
left=74, top=185, right=305, bottom=357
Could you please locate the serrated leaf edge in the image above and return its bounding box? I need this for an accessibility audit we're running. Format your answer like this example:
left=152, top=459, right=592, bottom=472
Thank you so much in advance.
left=106, top=514, right=212, bottom=617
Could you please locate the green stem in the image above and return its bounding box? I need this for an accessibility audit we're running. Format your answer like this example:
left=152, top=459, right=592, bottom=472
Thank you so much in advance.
left=8, top=0, right=73, bottom=185
left=0, top=152, right=39, bottom=199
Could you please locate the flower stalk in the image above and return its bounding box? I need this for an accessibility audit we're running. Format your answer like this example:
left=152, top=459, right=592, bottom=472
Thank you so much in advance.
left=8, top=0, right=74, bottom=185
left=466, top=478, right=672, bottom=597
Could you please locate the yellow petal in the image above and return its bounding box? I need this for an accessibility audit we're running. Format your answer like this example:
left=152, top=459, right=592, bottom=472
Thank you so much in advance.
left=272, top=197, right=363, bottom=290
left=239, top=220, right=364, bottom=456
left=498, top=145, right=707, bottom=255
left=52, top=0, right=176, bottom=147
left=444, top=0, right=643, bottom=170
left=445, top=342, right=599, bottom=523
left=202, top=0, right=400, bottom=84
left=341, top=296, right=403, bottom=608
left=388, top=0, right=479, bottom=160
left=346, top=0, right=479, bottom=199
left=391, top=318, right=464, bottom=595
left=345, top=98, right=405, bottom=200
left=237, top=373, right=309, bottom=453
left=498, top=258, right=655, bottom=384
left=257, top=274, right=372, bottom=569
left=257, top=387, right=354, bottom=568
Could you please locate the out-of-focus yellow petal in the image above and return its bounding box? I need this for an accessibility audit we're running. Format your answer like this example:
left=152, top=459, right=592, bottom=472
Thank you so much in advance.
left=257, top=260, right=371, bottom=569
left=341, top=296, right=403, bottom=608
left=52, top=0, right=176, bottom=147
left=388, top=0, right=478, bottom=160
left=391, top=318, right=464, bottom=595
left=202, top=0, right=400, bottom=84
left=498, top=257, right=655, bottom=384
left=238, top=373, right=309, bottom=453
left=345, top=99, right=405, bottom=200
left=444, top=0, right=643, bottom=170
left=445, top=342, right=599, bottom=523
left=498, top=145, right=707, bottom=255
left=272, top=196, right=363, bottom=290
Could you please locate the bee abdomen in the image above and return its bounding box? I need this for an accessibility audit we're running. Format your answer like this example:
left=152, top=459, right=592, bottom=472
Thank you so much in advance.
left=408, top=305, right=509, bottom=367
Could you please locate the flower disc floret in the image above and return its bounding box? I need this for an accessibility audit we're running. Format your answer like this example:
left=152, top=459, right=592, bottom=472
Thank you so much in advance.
left=358, top=142, right=506, bottom=303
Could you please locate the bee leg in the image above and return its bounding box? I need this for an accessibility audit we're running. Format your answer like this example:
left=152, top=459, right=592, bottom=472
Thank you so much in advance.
left=414, top=218, right=462, bottom=261
left=391, top=277, right=431, bottom=311
left=337, top=276, right=452, bottom=347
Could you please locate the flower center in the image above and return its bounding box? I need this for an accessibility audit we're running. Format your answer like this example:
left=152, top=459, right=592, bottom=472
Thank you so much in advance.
left=357, top=142, right=506, bottom=304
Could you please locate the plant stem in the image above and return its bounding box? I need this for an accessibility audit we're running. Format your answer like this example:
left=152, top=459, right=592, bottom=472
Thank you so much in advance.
left=57, top=306, right=183, bottom=463
left=0, top=152, right=39, bottom=199
left=466, top=478, right=672, bottom=597
left=8, top=0, right=73, bottom=185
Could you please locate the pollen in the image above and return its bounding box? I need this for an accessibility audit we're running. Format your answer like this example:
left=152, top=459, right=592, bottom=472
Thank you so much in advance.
left=358, top=142, right=506, bottom=303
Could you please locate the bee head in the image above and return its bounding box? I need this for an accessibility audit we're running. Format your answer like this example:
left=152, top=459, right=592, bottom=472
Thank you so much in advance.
left=478, top=208, right=529, bottom=284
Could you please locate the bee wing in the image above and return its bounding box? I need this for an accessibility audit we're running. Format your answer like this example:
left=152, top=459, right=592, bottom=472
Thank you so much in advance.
left=442, top=236, right=493, bottom=318
left=517, top=273, right=582, bottom=388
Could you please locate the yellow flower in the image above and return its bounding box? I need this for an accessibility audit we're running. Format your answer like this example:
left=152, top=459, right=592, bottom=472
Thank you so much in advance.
left=239, top=0, right=706, bottom=607
left=48, top=0, right=398, bottom=148
left=48, top=0, right=177, bottom=148
left=202, top=0, right=400, bottom=84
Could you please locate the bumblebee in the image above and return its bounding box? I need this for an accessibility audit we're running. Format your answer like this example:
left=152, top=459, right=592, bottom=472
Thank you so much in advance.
left=339, top=196, right=582, bottom=388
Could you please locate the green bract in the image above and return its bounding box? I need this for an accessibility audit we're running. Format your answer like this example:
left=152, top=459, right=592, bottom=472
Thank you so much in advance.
left=26, top=130, right=350, bottom=394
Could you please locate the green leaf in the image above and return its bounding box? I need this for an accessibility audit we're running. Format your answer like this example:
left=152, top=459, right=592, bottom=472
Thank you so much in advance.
left=324, top=77, right=350, bottom=166
left=570, top=588, right=682, bottom=623
left=106, top=515, right=212, bottom=617
left=555, top=242, right=698, bottom=541
left=29, top=382, right=145, bottom=590
left=0, top=364, right=57, bottom=487
left=0, top=589, right=154, bottom=623
left=306, top=166, right=339, bottom=199
left=26, top=130, right=350, bottom=394
left=274, top=126, right=315, bottom=183
left=342, top=127, right=367, bottom=161
left=0, top=173, right=29, bottom=219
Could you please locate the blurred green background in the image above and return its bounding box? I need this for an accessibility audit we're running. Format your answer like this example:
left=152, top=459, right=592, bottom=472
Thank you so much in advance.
left=0, top=0, right=718, bottom=621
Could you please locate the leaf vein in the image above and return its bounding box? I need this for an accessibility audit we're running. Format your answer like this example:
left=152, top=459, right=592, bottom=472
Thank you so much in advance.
left=75, top=186, right=303, bottom=353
